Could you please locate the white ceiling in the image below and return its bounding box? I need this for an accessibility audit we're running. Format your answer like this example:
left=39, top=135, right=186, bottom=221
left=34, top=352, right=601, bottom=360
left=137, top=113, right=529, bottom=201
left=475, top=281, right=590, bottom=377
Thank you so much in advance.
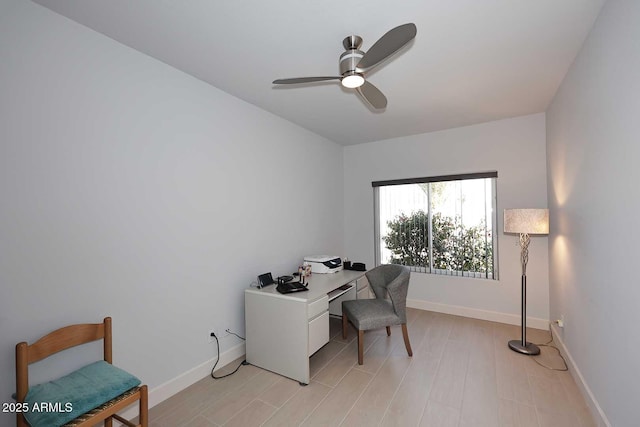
left=32, top=0, right=604, bottom=145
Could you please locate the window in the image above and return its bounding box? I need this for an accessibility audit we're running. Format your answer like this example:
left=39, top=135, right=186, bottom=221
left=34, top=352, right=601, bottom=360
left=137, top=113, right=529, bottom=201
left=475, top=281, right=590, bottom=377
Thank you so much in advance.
left=373, top=172, right=498, bottom=279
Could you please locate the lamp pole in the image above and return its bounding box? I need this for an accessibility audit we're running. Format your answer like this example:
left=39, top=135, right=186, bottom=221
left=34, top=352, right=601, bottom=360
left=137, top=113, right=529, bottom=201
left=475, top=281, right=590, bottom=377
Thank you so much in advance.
left=508, top=232, right=540, bottom=355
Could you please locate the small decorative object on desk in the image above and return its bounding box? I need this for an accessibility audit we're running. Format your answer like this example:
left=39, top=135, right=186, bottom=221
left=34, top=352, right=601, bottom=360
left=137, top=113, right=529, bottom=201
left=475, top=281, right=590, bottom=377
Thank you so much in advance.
left=343, top=258, right=351, bottom=270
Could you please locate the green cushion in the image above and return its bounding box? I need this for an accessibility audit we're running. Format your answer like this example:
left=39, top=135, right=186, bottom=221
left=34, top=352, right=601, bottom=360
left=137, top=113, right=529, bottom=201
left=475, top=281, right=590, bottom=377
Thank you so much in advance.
left=23, top=360, right=140, bottom=427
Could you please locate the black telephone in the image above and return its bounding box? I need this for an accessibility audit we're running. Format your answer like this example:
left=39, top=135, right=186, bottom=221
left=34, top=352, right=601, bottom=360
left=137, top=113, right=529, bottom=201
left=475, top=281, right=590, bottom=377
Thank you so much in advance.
left=277, top=275, right=294, bottom=285
left=276, top=281, right=308, bottom=294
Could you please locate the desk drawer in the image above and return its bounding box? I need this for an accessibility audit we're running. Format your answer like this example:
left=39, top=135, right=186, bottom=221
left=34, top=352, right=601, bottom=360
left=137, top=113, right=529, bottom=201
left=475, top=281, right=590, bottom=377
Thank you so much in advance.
left=308, top=311, right=329, bottom=356
left=308, top=295, right=328, bottom=320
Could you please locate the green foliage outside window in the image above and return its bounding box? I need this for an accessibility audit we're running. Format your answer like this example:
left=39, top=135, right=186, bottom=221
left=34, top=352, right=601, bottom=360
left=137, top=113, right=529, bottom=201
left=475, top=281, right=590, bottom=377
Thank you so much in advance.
left=383, top=211, right=493, bottom=274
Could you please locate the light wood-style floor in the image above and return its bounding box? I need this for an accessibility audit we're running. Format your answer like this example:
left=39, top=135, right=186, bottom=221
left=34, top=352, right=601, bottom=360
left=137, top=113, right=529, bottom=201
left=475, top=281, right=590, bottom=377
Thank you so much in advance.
left=147, top=308, right=595, bottom=427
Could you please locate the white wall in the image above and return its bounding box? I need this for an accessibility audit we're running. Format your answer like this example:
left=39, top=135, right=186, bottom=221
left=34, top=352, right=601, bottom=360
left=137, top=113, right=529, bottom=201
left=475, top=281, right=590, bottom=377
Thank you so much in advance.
left=0, top=1, right=343, bottom=424
left=344, top=114, right=549, bottom=325
left=546, top=0, right=640, bottom=425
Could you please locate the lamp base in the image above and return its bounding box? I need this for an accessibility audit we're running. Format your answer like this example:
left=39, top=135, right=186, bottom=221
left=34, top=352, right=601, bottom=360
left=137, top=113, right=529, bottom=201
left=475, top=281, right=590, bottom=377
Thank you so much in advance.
left=508, top=340, right=540, bottom=355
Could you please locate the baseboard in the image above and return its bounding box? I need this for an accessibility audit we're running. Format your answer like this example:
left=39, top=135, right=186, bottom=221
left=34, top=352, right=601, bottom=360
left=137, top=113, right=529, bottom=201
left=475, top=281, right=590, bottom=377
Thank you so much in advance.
left=407, top=298, right=549, bottom=330
left=117, top=341, right=246, bottom=423
left=550, top=323, right=611, bottom=427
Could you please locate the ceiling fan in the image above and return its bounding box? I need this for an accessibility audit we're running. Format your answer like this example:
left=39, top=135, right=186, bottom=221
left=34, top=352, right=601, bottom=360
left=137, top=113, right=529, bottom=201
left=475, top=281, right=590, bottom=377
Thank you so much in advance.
left=272, top=23, right=417, bottom=110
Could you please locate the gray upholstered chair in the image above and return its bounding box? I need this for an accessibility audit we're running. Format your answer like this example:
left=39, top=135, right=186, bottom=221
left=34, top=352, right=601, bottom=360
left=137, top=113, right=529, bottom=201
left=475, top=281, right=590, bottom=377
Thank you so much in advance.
left=342, top=264, right=413, bottom=365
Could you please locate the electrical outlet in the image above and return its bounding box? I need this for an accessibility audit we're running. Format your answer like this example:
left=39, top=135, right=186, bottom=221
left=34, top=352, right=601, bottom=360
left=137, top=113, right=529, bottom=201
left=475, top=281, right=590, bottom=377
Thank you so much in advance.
left=560, top=314, right=565, bottom=328
left=208, top=327, right=229, bottom=343
left=208, top=327, right=222, bottom=343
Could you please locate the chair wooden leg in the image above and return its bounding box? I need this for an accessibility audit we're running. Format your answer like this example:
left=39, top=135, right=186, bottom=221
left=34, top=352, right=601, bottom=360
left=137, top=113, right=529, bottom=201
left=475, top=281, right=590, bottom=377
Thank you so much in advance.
left=386, top=326, right=391, bottom=336
left=104, top=417, right=113, bottom=427
left=140, top=385, right=149, bottom=427
left=357, top=330, right=364, bottom=365
left=401, top=323, right=413, bottom=357
left=342, top=313, right=348, bottom=339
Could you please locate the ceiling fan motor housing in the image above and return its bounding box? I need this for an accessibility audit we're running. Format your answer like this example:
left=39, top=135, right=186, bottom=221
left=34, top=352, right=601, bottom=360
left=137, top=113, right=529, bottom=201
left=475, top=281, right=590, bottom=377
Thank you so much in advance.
left=340, top=35, right=364, bottom=76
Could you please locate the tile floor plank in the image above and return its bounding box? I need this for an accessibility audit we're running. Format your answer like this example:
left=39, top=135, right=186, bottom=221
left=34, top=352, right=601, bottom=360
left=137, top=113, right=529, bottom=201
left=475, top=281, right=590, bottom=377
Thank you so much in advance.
left=497, top=398, right=539, bottom=427
left=224, top=399, right=277, bottom=427
left=340, top=352, right=412, bottom=426
left=427, top=339, right=470, bottom=409
left=419, top=400, right=461, bottom=427
left=199, top=370, right=280, bottom=425
left=379, top=350, right=440, bottom=427
left=261, top=381, right=332, bottom=427
left=301, top=369, right=373, bottom=427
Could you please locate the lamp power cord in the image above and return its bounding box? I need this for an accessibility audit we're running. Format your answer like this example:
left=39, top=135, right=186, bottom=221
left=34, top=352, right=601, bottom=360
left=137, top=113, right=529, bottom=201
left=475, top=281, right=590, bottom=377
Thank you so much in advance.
left=532, top=325, right=568, bottom=371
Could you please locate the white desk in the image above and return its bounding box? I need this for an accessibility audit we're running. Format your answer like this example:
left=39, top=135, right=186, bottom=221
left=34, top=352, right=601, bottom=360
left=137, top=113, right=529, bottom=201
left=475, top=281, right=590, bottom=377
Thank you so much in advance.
left=245, top=270, right=368, bottom=384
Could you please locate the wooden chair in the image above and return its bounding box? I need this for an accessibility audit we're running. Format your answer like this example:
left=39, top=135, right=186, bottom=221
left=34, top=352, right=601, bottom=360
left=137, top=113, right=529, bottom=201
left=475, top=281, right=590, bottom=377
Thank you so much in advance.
left=16, top=317, right=148, bottom=427
left=342, top=264, right=413, bottom=365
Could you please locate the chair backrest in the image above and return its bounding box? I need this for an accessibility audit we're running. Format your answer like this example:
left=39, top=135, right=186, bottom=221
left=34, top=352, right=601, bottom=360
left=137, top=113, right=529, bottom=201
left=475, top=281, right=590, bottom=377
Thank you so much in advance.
left=365, top=265, right=411, bottom=322
left=15, top=317, right=112, bottom=404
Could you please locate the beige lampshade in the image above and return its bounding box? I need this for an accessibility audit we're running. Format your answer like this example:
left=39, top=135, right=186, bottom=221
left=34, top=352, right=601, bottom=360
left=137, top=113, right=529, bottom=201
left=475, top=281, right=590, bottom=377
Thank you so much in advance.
left=504, top=209, right=549, bottom=235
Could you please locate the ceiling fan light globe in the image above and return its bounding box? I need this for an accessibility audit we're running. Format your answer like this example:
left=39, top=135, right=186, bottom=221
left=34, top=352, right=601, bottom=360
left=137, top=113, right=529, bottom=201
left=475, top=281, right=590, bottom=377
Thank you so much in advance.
left=341, top=74, right=365, bottom=88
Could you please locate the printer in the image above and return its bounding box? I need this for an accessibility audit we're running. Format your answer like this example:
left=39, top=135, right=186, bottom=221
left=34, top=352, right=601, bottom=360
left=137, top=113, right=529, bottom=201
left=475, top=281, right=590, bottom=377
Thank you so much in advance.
left=304, top=255, right=343, bottom=274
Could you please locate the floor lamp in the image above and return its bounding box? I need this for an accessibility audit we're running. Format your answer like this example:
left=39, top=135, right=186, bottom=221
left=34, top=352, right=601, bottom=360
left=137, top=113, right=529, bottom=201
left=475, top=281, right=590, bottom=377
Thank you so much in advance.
left=504, top=208, right=549, bottom=355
